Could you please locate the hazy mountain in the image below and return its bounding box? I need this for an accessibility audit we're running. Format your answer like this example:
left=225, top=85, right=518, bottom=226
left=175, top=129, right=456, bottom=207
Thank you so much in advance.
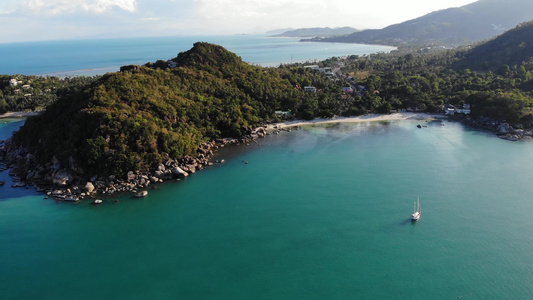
left=264, top=28, right=294, bottom=35
left=321, top=0, right=533, bottom=45
left=271, top=27, right=359, bottom=38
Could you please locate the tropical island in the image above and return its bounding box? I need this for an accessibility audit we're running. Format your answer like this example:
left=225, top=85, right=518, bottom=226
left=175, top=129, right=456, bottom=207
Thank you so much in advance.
left=1, top=20, right=533, bottom=200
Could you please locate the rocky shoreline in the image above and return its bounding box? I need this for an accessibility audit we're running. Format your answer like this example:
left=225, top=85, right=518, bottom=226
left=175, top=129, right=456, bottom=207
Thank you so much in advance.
left=0, top=126, right=269, bottom=202
left=453, top=114, right=533, bottom=141
left=2, top=113, right=531, bottom=202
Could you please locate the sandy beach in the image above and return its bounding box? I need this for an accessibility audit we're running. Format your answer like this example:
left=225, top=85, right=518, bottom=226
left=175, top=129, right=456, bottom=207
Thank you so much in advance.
left=0, top=111, right=43, bottom=119
left=268, top=112, right=446, bottom=130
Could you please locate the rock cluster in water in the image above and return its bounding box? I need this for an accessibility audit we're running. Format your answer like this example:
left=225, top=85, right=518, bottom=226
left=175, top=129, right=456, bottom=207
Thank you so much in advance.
left=456, top=115, right=533, bottom=141
left=0, top=127, right=268, bottom=201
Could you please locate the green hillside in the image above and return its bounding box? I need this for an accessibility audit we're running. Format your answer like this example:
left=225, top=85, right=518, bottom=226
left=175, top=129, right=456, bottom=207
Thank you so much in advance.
left=335, top=21, right=533, bottom=124
left=9, top=42, right=345, bottom=178
left=453, top=21, right=533, bottom=71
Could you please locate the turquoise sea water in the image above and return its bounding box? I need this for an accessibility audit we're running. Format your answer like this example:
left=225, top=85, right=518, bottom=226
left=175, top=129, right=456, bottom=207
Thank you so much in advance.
left=2, top=119, right=533, bottom=299
left=0, top=35, right=394, bottom=76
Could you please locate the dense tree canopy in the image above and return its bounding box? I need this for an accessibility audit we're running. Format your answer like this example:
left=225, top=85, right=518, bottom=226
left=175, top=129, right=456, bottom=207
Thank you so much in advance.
left=0, top=75, right=98, bottom=113
left=6, top=21, right=533, bottom=179
left=11, top=43, right=348, bottom=177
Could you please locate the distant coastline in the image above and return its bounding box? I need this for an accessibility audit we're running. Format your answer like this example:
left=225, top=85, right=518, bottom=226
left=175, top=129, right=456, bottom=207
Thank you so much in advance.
left=0, top=35, right=395, bottom=76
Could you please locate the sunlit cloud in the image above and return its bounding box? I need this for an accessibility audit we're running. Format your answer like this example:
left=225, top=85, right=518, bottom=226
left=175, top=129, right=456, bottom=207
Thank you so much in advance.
left=193, top=0, right=327, bottom=20
left=142, top=17, right=161, bottom=21
left=24, top=0, right=137, bottom=15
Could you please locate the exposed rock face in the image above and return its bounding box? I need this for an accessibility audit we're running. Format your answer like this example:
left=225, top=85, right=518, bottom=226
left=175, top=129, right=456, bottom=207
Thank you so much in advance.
left=500, top=134, right=520, bottom=141
left=127, top=171, right=136, bottom=181
left=455, top=115, right=531, bottom=141
left=171, top=166, right=189, bottom=178
left=135, top=190, right=148, bottom=198
left=498, top=123, right=510, bottom=134
left=53, top=169, right=75, bottom=186
left=120, top=65, right=141, bottom=73
left=85, top=182, right=95, bottom=193
left=2, top=126, right=268, bottom=201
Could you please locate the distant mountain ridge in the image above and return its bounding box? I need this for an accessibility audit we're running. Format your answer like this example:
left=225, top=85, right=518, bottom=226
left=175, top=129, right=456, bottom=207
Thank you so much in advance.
left=320, top=0, right=533, bottom=45
left=271, top=27, right=359, bottom=38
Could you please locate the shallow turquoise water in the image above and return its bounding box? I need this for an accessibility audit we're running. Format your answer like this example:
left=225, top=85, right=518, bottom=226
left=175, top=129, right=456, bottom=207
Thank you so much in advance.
left=2, top=119, right=533, bottom=299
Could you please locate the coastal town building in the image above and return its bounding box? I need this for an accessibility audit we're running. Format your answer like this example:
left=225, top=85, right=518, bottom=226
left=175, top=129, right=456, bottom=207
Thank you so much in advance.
left=304, top=65, right=334, bottom=78
left=342, top=87, right=354, bottom=94
left=304, top=86, right=317, bottom=93
left=445, top=104, right=471, bottom=115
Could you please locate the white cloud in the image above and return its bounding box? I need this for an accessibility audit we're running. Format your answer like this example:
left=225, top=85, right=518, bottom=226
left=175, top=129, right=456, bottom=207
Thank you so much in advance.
left=0, top=0, right=481, bottom=43
left=24, top=0, right=137, bottom=15
left=82, top=0, right=137, bottom=13
left=194, top=0, right=326, bottom=20
left=0, top=1, right=18, bottom=15
left=142, top=17, right=161, bottom=21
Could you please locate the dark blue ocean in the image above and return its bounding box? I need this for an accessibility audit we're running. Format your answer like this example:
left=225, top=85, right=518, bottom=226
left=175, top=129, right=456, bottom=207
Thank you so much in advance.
left=0, top=35, right=394, bottom=76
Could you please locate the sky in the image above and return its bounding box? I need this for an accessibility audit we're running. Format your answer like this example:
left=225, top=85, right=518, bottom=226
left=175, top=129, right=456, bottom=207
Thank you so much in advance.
left=0, top=0, right=479, bottom=43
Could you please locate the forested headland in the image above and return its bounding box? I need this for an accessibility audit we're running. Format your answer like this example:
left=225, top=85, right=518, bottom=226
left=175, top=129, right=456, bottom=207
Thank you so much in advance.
left=1, top=21, right=533, bottom=196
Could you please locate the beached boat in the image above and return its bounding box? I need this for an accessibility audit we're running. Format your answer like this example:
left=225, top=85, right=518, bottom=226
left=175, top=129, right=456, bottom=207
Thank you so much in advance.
left=411, top=196, right=421, bottom=221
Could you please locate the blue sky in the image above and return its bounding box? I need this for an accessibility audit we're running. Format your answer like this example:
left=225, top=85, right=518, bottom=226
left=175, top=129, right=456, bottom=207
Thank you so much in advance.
left=0, top=0, right=478, bottom=43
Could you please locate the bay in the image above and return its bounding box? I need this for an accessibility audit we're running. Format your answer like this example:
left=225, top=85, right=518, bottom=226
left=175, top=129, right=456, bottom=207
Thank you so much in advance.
left=0, top=35, right=394, bottom=76
left=2, top=119, right=533, bottom=299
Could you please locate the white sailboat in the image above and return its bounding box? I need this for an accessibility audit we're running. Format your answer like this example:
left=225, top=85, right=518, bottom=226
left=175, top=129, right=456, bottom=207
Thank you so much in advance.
left=411, top=196, right=421, bottom=221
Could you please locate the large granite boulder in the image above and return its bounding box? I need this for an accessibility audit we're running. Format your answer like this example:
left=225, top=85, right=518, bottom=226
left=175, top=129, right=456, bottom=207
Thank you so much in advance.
left=497, top=123, right=510, bottom=134
left=127, top=171, right=136, bottom=181
left=53, top=169, right=75, bottom=186
left=171, top=166, right=189, bottom=178
left=85, top=182, right=95, bottom=193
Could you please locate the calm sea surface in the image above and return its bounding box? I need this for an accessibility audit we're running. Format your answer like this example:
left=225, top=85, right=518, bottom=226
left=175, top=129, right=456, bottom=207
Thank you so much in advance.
left=2, top=118, right=533, bottom=299
left=0, top=35, right=394, bottom=76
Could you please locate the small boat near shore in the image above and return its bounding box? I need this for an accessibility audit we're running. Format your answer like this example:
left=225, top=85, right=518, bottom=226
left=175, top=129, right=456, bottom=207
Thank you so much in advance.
left=411, top=196, right=421, bottom=221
